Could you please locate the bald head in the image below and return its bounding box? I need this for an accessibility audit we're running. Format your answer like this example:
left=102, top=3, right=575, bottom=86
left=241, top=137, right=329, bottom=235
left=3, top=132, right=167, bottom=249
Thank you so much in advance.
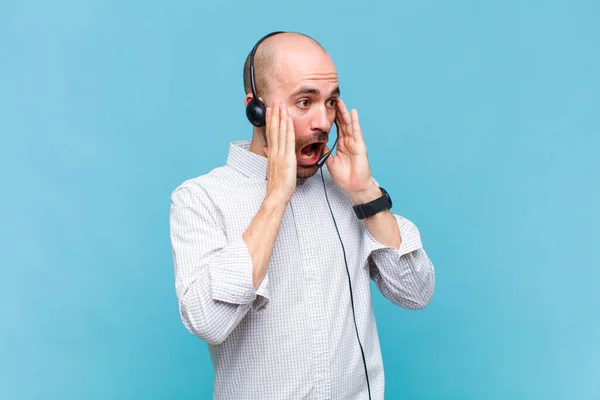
left=243, top=32, right=327, bottom=99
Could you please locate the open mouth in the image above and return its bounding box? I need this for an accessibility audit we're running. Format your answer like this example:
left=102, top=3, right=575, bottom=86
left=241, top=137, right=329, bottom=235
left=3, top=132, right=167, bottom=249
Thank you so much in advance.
left=299, top=141, right=325, bottom=165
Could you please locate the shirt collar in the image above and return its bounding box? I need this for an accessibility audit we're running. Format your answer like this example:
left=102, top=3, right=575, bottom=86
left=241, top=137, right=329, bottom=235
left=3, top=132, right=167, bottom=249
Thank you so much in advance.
left=226, top=140, right=268, bottom=180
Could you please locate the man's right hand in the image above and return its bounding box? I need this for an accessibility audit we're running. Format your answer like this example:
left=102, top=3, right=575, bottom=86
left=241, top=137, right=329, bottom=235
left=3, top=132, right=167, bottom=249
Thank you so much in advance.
left=264, top=101, right=297, bottom=206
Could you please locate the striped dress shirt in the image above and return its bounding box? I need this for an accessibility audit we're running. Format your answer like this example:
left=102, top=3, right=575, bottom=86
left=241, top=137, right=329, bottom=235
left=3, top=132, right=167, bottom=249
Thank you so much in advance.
left=169, top=140, right=435, bottom=399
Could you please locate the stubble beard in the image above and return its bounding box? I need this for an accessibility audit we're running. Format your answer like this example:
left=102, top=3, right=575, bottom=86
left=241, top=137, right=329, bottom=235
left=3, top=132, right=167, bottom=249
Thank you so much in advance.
left=296, top=164, right=320, bottom=185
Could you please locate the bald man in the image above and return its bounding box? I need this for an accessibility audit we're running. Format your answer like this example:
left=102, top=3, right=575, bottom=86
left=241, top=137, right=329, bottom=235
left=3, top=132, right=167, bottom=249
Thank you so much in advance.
left=169, top=31, right=435, bottom=399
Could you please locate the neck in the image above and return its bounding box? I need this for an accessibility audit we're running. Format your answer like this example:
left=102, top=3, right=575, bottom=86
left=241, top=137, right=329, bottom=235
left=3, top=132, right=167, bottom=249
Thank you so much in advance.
left=249, top=128, right=267, bottom=157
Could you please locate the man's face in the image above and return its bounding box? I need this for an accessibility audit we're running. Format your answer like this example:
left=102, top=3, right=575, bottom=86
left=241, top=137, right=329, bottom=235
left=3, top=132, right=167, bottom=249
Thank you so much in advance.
left=265, top=49, right=340, bottom=181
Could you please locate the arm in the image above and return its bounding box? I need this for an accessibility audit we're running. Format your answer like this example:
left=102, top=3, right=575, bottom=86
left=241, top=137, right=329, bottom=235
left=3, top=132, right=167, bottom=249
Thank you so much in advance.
left=170, top=185, right=264, bottom=345
left=363, top=211, right=435, bottom=310
left=170, top=185, right=286, bottom=345
left=170, top=102, right=296, bottom=345
left=244, top=196, right=287, bottom=290
left=349, top=179, right=434, bottom=310
left=349, top=181, right=402, bottom=250
left=324, top=99, right=434, bottom=310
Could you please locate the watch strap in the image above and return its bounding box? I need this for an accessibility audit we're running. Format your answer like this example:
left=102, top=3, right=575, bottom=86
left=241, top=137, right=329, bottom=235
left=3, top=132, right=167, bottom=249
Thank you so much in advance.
left=353, top=187, right=392, bottom=220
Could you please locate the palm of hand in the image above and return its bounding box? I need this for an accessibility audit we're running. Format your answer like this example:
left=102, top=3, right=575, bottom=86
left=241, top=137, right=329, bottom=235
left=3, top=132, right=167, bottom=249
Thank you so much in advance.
left=326, top=100, right=373, bottom=195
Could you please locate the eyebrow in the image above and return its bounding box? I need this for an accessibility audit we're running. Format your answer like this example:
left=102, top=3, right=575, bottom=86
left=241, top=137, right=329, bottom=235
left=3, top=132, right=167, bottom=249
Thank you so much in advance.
left=290, top=85, right=340, bottom=98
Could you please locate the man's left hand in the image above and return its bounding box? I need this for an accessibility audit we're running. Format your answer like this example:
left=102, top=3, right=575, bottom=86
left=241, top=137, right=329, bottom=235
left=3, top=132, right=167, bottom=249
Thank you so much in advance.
left=325, top=99, right=381, bottom=205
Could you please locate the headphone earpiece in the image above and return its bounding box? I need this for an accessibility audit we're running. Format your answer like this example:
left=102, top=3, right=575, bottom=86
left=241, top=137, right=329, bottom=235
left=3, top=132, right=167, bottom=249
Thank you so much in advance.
left=245, top=31, right=285, bottom=128
left=246, top=96, right=267, bottom=127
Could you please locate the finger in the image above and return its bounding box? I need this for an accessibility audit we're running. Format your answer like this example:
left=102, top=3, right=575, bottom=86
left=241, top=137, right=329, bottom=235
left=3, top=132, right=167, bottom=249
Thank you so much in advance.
left=286, top=116, right=295, bottom=157
left=335, top=106, right=350, bottom=140
left=351, top=109, right=364, bottom=143
left=332, top=117, right=347, bottom=153
left=335, top=114, right=345, bottom=139
left=336, top=99, right=353, bottom=136
left=270, top=100, right=280, bottom=151
left=264, top=106, right=272, bottom=150
left=279, top=102, right=287, bottom=154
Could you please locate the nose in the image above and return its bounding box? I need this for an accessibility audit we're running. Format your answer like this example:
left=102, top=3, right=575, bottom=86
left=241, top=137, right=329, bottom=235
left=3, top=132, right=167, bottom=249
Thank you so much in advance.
left=310, top=104, right=332, bottom=132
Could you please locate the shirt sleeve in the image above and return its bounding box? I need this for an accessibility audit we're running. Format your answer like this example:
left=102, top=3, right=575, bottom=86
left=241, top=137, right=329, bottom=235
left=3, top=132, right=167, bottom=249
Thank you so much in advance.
left=169, top=183, right=270, bottom=345
left=362, top=200, right=435, bottom=310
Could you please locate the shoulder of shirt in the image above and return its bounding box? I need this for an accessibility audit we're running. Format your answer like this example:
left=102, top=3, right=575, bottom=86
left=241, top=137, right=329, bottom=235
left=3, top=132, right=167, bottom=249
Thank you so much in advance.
left=170, top=164, right=241, bottom=198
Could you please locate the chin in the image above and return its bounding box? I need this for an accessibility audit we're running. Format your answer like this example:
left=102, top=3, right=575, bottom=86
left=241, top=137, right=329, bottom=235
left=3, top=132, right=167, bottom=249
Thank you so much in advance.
left=296, top=165, right=319, bottom=185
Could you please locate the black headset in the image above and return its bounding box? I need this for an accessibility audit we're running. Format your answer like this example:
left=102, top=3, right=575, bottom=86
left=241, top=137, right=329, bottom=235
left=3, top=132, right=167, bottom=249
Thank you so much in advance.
left=246, top=32, right=371, bottom=399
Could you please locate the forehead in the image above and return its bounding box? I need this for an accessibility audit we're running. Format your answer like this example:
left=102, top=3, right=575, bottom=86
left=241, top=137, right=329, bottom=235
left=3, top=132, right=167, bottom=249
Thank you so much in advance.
left=274, top=48, right=338, bottom=93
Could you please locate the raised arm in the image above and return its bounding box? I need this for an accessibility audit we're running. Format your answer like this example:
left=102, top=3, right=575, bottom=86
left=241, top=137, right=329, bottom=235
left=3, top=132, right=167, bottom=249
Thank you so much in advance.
left=169, top=102, right=298, bottom=345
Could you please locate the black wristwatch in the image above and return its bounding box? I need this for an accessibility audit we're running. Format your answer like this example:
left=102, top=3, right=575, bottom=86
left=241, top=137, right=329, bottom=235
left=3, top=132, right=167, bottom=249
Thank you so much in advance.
left=353, top=187, right=393, bottom=220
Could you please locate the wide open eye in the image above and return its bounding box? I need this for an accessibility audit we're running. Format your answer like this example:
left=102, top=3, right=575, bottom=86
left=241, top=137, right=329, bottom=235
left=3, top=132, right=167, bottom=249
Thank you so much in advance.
left=326, top=98, right=338, bottom=108
left=297, top=99, right=310, bottom=108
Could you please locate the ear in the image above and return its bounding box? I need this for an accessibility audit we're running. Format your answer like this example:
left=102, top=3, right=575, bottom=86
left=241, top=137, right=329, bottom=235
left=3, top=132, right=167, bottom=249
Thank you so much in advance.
left=245, top=93, right=266, bottom=107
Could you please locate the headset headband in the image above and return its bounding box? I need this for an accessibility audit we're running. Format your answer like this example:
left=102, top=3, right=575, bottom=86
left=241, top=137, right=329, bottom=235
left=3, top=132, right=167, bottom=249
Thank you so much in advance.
left=249, top=31, right=285, bottom=101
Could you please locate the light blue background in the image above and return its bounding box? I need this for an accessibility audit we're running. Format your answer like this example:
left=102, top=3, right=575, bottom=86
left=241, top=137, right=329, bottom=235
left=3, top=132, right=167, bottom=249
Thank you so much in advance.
left=1, top=0, right=598, bottom=399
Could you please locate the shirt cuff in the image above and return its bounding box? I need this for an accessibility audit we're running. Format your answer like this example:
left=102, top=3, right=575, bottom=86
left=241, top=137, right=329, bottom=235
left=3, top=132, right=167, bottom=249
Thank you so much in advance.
left=208, top=237, right=271, bottom=310
left=364, top=214, right=423, bottom=257
left=253, top=272, right=270, bottom=312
